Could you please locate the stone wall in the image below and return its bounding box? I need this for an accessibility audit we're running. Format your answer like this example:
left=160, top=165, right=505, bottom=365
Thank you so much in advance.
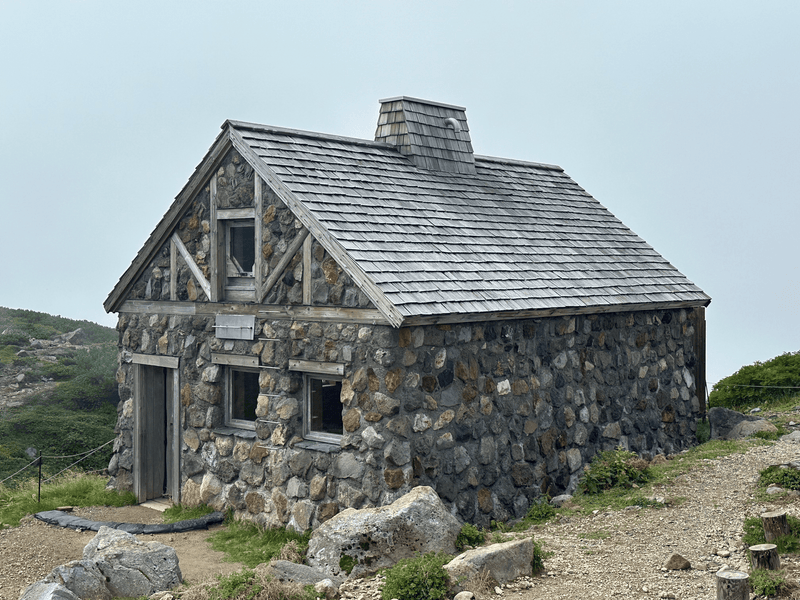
left=108, top=306, right=702, bottom=528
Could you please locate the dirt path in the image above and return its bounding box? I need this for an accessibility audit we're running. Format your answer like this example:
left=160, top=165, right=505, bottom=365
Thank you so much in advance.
left=0, top=505, right=243, bottom=600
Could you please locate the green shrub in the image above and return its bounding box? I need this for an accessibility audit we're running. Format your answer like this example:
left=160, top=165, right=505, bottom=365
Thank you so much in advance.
left=532, top=537, right=551, bottom=574
left=759, top=465, right=800, bottom=491
left=709, top=352, right=800, bottom=409
left=455, top=523, right=485, bottom=550
left=749, top=568, right=786, bottom=597
left=381, top=552, right=452, bottom=600
left=207, top=568, right=314, bottom=600
left=578, top=448, right=651, bottom=494
left=526, top=497, right=556, bottom=524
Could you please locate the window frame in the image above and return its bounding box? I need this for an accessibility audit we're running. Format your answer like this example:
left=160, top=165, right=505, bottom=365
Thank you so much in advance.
left=223, top=365, right=260, bottom=431
left=214, top=207, right=257, bottom=302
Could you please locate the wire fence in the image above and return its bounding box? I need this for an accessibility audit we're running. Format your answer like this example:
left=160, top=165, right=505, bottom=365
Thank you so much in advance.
left=0, top=438, right=115, bottom=501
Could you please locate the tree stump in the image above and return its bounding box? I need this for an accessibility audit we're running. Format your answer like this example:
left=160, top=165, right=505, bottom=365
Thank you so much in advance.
left=750, top=543, right=781, bottom=570
left=761, top=510, right=790, bottom=542
left=716, top=569, right=749, bottom=600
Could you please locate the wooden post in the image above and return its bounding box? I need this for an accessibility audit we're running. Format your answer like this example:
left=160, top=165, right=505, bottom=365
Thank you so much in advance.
left=749, top=543, right=781, bottom=570
left=761, top=510, right=790, bottom=542
left=716, top=570, right=749, bottom=600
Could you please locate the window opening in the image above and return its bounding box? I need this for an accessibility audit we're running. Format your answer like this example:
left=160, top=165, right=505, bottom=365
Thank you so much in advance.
left=230, top=368, right=259, bottom=425
left=227, top=223, right=255, bottom=277
left=306, top=376, right=343, bottom=442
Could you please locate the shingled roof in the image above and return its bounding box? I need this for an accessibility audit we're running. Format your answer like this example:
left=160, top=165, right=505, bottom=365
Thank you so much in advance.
left=105, top=97, right=709, bottom=326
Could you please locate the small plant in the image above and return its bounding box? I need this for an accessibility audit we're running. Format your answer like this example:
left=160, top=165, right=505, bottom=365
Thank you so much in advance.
left=749, top=568, right=786, bottom=597
left=759, top=465, right=800, bottom=491
left=455, top=522, right=485, bottom=550
left=696, top=419, right=710, bottom=444
left=205, top=568, right=313, bottom=600
left=339, top=554, right=356, bottom=575
left=532, top=537, right=551, bottom=574
left=209, top=568, right=263, bottom=600
left=525, top=497, right=556, bottom=524
left=381, top=552, right=453, bottom=600
left=578, top=447, right=652, bottom=494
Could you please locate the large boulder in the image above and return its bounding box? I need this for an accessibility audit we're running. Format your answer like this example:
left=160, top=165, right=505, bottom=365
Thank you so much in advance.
left=256, top=560, right=345, bottom=587
left=708, top=407, right=776, bottom=440
left=306, top=486, right=461, bottom=578
left=82, top=527, right=182, bottom=598
left=444, top=538, right=534, bottom=592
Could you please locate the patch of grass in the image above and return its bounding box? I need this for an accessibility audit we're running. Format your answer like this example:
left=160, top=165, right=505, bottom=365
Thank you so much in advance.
left=203, top=568, right=314, bottom=600
left=162, top=503, right=216, bottom=523
left=753, top=426, right=788, bottom=441
left=0, top=473, right=136, bottom=527
left=455, top=522, right=486, bottom=550
left=759, top=465, right=800, bottom=491
left=532, top=538, right=551, bottom=574
left=578, top=447, right=652, bottom=495
left=742, top=515, right=800, bottom=554
left=578, top=530, right=610, bottom=540
left=208, top=519, right=311, bottom=568
left=749, top=568, right=787, bottom=597
left=381, top=552, right=452, bottom=600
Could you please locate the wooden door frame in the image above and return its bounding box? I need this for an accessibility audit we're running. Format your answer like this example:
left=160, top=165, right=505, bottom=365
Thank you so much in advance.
left=132, top=354, right=181, bottom=503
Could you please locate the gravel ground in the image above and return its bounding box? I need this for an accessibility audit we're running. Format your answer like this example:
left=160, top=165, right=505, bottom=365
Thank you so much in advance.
left=2, top=439, right=799, bottom=600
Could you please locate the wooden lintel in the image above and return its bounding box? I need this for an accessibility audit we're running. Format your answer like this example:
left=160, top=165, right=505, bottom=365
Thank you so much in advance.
left=288, top=359, right=344, bottom=377
left=211, top=353, right=259, bottom=367
left=217, top=208, right=255, bottom=220
left=131, top=353, right=180, bottom=369
left=260, top=228, right=310, bottom=302
left=171, top=232, right=212, bottom=300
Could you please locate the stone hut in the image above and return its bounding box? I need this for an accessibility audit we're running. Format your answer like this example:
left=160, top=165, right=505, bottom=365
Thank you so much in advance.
left=104, top=96, right=710, bottom=528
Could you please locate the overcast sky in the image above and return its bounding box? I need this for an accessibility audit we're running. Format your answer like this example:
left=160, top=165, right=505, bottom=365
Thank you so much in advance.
left=1, top=1, right=797, bottom=386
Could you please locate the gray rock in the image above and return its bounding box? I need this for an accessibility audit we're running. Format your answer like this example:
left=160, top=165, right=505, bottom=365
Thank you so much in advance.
left=781, top=430, right=800, bottom=442
left=313, top=579, right=338, bottom=600
left=256, top=560, right=344, bottom=586
left=550, top=494, right=573, bottom=507
left=663, top=553, right=691, bottom=570
left=83, top=527, right=182, bottom=597
left=306, top=486, right=461, bottom=578
left=43, top=560, right=111, bottom=600
left=728, top=419, right=777, bottom=439
left=18, top=582, right=80, bottom=600
left=708, top=406, right=768, bottom=440
left=454, top=592, right=475, bottom=600
left=444, top=538, right=534, bottom=592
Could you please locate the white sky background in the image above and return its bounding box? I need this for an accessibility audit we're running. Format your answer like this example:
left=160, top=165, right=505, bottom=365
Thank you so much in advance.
left=0, top=1, right=797, bottom=387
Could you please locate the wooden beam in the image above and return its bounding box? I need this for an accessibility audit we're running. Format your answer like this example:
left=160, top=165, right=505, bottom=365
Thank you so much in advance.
left=228, top=128, right=405, bottom=327
left=169, top=239, right=177, bottom=301
left=303, top=235, right=312, bottom=305
left=260, top=228, right=309, bottom=302
left=131, top=353, right=180, bottom=369
left=217, top=208, right=256, bottom=220
left=211, top=353, right=259, bottom=367
left=289, top=359, right=344, bottom=377
left=254, top=175, right=264, bottom=304
left=171, top=232, right=212, bottom=300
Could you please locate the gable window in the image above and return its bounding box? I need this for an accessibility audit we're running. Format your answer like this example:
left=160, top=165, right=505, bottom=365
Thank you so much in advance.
left=225, top=221, right=255, bottom=293
left=289, top=359, right=345, bottom=444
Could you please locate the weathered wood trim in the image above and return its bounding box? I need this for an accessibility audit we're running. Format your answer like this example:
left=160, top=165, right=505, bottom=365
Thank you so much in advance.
left=132, top=364, right=144, bottom=502
left=254, top=176, right=264, bottom=303
left=258, top=306, right=392, bottom=325
left=217, top=208, right=256, bottom=220
left=212, top=353, right=259, bottom=367
left=401, top=300, right=712, bottom=326
left=302, top=235, right=312, bottom=305
left=289, top=359, right=344, bottom=376
left=171, top=232, right=212, bottom=300
left=167, top=367, right=181, bottom=502
left=132, top=353, right=180, bottom=369
left=105, top=135, right=233, bottom=313
left=259, top=228, right=310, bottom=302
left=227, top=127, right=405, bottom=327
left=209, top=175, right=220, bottom=302
left=118, top=300, right=198, bottom=315
left=169, top=240, right=177, bottom=301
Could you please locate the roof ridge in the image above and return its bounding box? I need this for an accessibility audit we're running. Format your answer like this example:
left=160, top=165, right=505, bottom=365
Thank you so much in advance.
left=378, top=96, right=466, bottom=111
left=474, top=154, right=563, bottom=172
left=225, top=120, right=393, bottom=149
